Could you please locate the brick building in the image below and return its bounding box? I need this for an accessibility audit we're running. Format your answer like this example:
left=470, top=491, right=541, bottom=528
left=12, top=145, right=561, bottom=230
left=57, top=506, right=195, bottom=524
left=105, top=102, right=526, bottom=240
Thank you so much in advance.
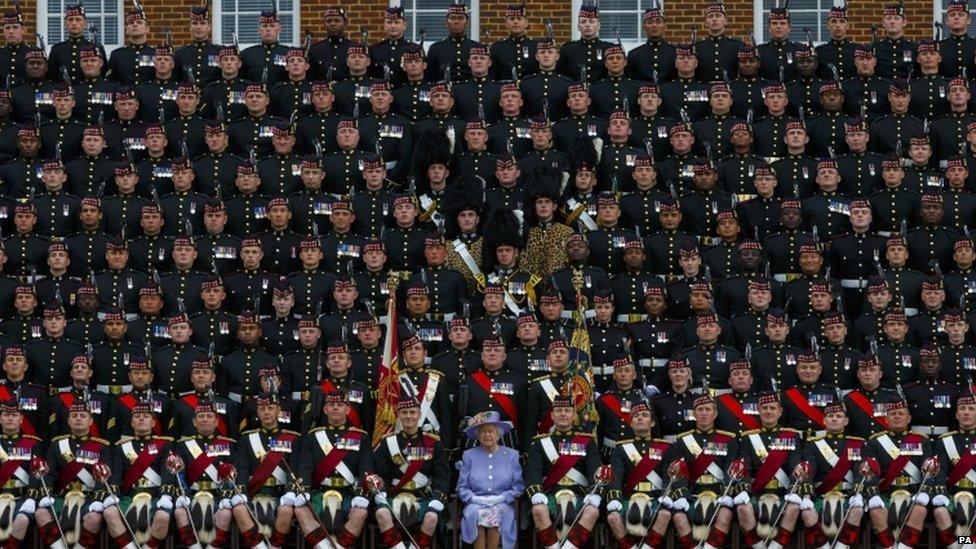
left=23, top=0, right=964, bottom=56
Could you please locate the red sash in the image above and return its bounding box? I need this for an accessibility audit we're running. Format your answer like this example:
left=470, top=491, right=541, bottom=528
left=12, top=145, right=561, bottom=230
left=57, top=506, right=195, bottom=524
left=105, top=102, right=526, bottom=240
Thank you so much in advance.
left=185, top=439, right=231, bottom=485
left=392, top=435, right=438, bottom=494
left=600, top=394, right=632, bottom=425
left=119, top=394, right=162, bottom=434
left=312, top=430, right=363, bottom=485
left=784, top=388, right=825, bottom=429
left=689, top=433, right=732, bottom=482
left=120, top=439, right=168, bottom=492
left=471, top=372, right=519, bottom=429
left=182, top=395, right=230, bottom=436
left=623, top=441, right=669, bottom=493
left=247, top=432, right=298, bottom=495
left=0, top=386, right=35, bottom=436
left=318, top=381, right=362, bottom=428
left=718, top=394, right=760, bottom=430
left=847, top=391, right=888, bottom=430
left=59, top=393, right=101, bottom=438
left=751, top=432, right=796, bottom=491
left=542, top=435, right=593, bottom=490
left=54, top=439, right=105, bottom=491
left=817, top=439, right=864, bottom=494
left=948, top=446, right=976, bottom=485
left=0, top=438, right=37, bottom=486
left=878, top=433, right=925, bottom=491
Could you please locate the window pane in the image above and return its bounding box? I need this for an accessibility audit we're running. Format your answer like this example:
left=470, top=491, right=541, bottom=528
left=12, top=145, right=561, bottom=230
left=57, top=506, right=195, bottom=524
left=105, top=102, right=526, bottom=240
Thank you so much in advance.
left=759, top=0, right=827, bottom=44
left=219, top=0, right=298, bottom=47
left=600, top=12, right=640, bottom=41
left=600, top=0, right=640, bottom=11
left=406, top=0, right=473, bottom=42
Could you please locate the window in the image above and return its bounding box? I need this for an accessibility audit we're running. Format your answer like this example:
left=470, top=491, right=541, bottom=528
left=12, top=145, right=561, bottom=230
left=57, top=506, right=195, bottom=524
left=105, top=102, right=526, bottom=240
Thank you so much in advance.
left=753, top=0, right=830, bottom=44
left=569, top=0, right=661, bottom=49
left=403, top=0, right=480, bottom=44
left=214, top=0, right=300, bottom=48
left=936, top=0, right=976, bottom=34
left=37, top=0, right=123, bottom=52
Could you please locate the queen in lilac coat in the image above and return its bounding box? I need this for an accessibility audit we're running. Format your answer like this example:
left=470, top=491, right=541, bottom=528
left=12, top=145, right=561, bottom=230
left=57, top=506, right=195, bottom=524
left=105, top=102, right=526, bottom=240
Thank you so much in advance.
left=456, top=412, right=524, bottom=549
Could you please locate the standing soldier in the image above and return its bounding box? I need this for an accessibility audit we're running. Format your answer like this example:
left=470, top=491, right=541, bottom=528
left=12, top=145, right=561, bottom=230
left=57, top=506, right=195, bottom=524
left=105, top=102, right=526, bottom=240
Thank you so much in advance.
left=875, top=3, right=917, bottom=79
left=844, top=356, right=900, bottom=438
left=47, top=4, right=103, bottom=85
left=372, top=397, right=451, bottom=549
left=695, top=1, right=745, bottom=83
left=113, top=357, right=171, bottom=438
left=397, top=334, right=454, bottom=451
left=490, top=4, right=539, bottom=81
left=176, top=6, right=222, bottom=85
left=525, top=394, right=604, bottom=549
left=293, top=390, right=374, bottom=549
left=36, top=400, right=111, bottom=549
left=108, top=8, right=155, bottom=86
left=239, top=8, right=289, bottom=87
left=369, top=6, right=413, bottom=87
left=103, top=401, right=174, bottom=549
left=0, top=345, right=48, bottom=440
left=556, top=3, right=613, bottom=83
left=425, top=2, right=478, bottom=82
left=934, top=394, right=976, bottom=547
left=171, top=357, right=241, bottom=439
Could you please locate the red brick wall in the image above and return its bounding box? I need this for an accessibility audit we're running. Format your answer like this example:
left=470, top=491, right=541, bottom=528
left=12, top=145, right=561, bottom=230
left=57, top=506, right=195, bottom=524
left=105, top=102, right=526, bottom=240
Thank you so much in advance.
left=18, top=0, right=943, bottom=48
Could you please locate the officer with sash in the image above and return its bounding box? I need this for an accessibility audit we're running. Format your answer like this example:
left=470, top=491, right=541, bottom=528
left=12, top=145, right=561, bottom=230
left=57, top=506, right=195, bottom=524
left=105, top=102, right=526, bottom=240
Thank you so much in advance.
left=606, top=401, right=674, bottom=549
left=36, top=400, right=111, bottom=549
left=843, top=356, right=901, bottom=438
left=666, top=393, right=738, bottom=549
left=523, top=339, right=575, bottom=447
left=525, top=394, right=603, bottom=549
left=103, top=400, right=174, bottom=549
left=715, top=360, right=761, bottom=432
left=781, top=351, right=838, bottom=436
left=458, top=336, right=524, bottom=447
left=372, top=397, right=450, bottom=549
left=397, top=334, right=454, bottom=452
left=801, top=401, right=866, bottom=549
left=596, top=355, right=646, bottom=457
left=0, top=400, right=43, bottom=548
left=0, top=345, right=48, bottom=440
left=933, top=394, right=976, bottom=547
left=738, top=390, right=804, bottom=549
left=304, top=342, right=374, bottom=433
left=237, top=392, right=299, bottom=549
left=171, top=401, right=247, bottom=549
left=171, top=357, right=240, bottom=439
left=861, top=399, right=935, bottom=549
left=293, top=390, right=373, bottom=549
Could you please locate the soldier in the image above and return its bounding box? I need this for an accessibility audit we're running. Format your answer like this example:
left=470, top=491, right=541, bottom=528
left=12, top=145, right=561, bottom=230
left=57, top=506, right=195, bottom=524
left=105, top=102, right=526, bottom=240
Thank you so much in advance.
left=597, top=355, right=648, bottom=456
left=0, top=345, right=48, bottom=439
left=391, top=45, right=432, bottom=123
left=369, top=6, right=413, bottom=86
left=0, top=399, right=44, bottom=548
left=434, top=315, right=480, bottom=381
left=816, top=5, right=857, bottom=79
left=658, top=49, right=710, bottom=123
left=525, top=393, right=604, bottom=549
left=458, top=335, right=523, bottom=443
left=901, top=342, right=956, bottom=435
left=171, top=357, right=239, bottom=439
left=372, top=397, right=451, bottom=549
left=677, top=313, right=740, bottom=390
left=425, top=2, right=478, bottom=82
left=108, top=8, right=155, bottom=86
left=853, top=276, right=894, bottom=350
left=223, top=238, right=276, bottom=315
left=188, top=275, right=238, bottom=357
left=304, top=342, right=373, bottom=433
left=910, top=42, right=951, bottom=120
left=869, top=81, right=924, bottom=155
left=25, top=302, right=84, bottom=388
left=49, top=354, right=113, bottom=439
left=152, top=313, right=206, bottom=398
left=556, top=3, right=612, bottom=83
left=714, top=359, right=761, bottom=432
left=490, top=4, right=538, bottom=81
left=933, top=394, right=976, bottom=546
left=89, top=308, right=140, bottom=393
left=519, top=39, right=571, bottom=120
left=10, top=47, right=55, bottom=125
left=35, top=400, right=111, bottom=549
left=780, top=350, right=838, bottom=434
left=940, top=0, right=976, bottom=77
left=0, top=9, right=28, bottom=86
left=292, top=390, right=373, bottom=549
left=47, top=3, right=103, bottom=85
left=113, top=357, right=170, bottom=437
left=843, top=356, right=899, bottom=437
left=238, top=8, right=288, bottom=87
left=874, top=3, right=917, bottom=79
left=175, top=6, right=222, bottom=85
left=103, top=400, right=174, bottom=549
left=836, top=119, right=884, bottom=197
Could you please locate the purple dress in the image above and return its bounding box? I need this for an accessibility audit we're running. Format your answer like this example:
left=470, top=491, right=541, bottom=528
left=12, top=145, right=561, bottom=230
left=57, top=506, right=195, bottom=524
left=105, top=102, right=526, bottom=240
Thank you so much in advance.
left=456, top=445, right=525, bottom=549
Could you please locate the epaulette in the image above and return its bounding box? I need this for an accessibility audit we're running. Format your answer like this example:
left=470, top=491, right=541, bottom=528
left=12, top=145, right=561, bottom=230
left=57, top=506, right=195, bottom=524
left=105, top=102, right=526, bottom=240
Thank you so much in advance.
left=741, top=429, right=761, bottom=436
left=676, top=429, right=694, bottom=438
left=780, top=427, right=801, bottom=433
left=940, top=430, right=958, bottom=438
left=716, top=430, right=736, bottom=437
left=422, top=432, right=441, bottom=441
left=241, top=428, right=259, bottom=435
left=869, top=431, right=888, bottom=440
left=908, top=431, right=930, bottom=439
left=616, top=438, right=634, bottom=445
left=349, top=427, right=368, bottom=435
left=52, top=435, right=69, bottom=442
left=22, top=434, right=41, bottom=442
left=92, top=437, right=109, bottom=445
left=533, top=432, right=551, bottom=440
left=116, top=436, right=134, bottom=445
left=154, top=436, right=174, bottom=441
left=217, top=436, right=237, bottom=443
left=530, top=374, right=551, bottom=383
left=178, top=435, right=196, bottom=442
left=282, top=429, right=301, bottom=436
left=307, top=426, right=327, bottom=435
left=573, top=431, right=596, bottom=438
left=654, top=438, right=671, bottom=444
left=807, top=434, right=825, bottom=442
left=847, top=436, right=865, bottom=441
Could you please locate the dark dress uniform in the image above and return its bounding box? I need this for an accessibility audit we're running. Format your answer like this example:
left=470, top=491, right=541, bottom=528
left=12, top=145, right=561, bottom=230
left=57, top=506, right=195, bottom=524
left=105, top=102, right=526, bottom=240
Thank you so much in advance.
left=426, top=35, right=479, bottom=82
left=842, top=387, right=900, bottom=438
left=25, top=336, right=84, bottom=389
left=193, top=151, right=243, bottom=199
left=108, top=43, right=155, bottom=86
left=128, top=234, right=173, bottom=273
left=175, top=40, right=222, bottom=84
left=217, top=345, right=278, bottom=402
left=739, top=425, right=804, bottom=497
left=877, top=342, right=921, bottom=387
left=930, top=112, right=976, bottom=161
left=164, top=114, right=207, bottom=159
left=45, top=432, right=111, bottom=509
left=190, top=309, right=239, bottom=358
left=370, top=37, right=415, bottom=86
left=816, top=39, right=858, bottom=80
left=780, top=381, right=838, bottom=433
left=557, top=38, right=614, bottom=83
left=909, top=74, right=950, bottom=121
left=158, top=192, right=208, bottom=236
left=652, top=388, right=697, bottom=437
left=397, top=365, right=454, bottom=449
left=0, top=41, right=29, bottom=86
left=50, top=387, right=114, bottom=439
left=758, top=39, right=803, bottom=82
left=174, top=431, right=237, bottom=492
left=293, top=422, right=373, bottom=504
left=902, top=377, right=956, bottom=435
left=269, top=80, right=313, bottom=119
left=10, top=79, right=56, bottom=125
left=678, top=343, right=740, bottom=390
left=240, top=398, right=302, bottom=434
left=239, top=42, right=288, bottom=87
left=256, top=153, right=304, bottom=198
left=90, top=340, right=142, bottom=392
left=373, top=428, right=451, bottom=508
left=392, top=81, right=433, bottom=123
left=658, top=78, right=710, bottom=122
left=113, top=388, right=170, bottom=436
left=940, top=32, right=976, bottom=77
left=802, top=430, right=865, bottom=496
left=627, top=38, right=677, bottom=82
left=523, top=428, right=602, bottom=500
left=193, top=232, right=242, bottom=277
left=171, top=392, right=239, bottom=438
left=458, top=366, right=524, bottom=443
left=596, top=385, right=646, bottom=453
left=48, top=35, right=103, bottom=85
left=126, top=314, right=170, bottom=351
left=842, top=75, right=891, bottom=122
left=551, top=115, right=608, bottom=153
left=453, top=78, right=501, bottom=123
left=260, top=315, right=300, bottom=356
left=331, top=76, right=376, bottom=118
left=227, top=113, right=285, bottom=158
left=695, top=34, right=745, bottom=83
left=223, top=193, right=270, bottom=237
left=200, top=77, right=250, bottom=122
left=589, top=76, right=641, bottom=119
left=152, top=342, right=206, bottom=398
left=40, top=118, right=85, bottom=162
left=869, top=113, right=924, bottom=155
left=874, top=37, right=917, bottom=79
left=519, top=70, right=572, bottom=120
left=837, top=151, right=884, bottom=197
left=286, top=268, right=335, bottom=317
left=665, top=424, right=738, bottom=499
left=491, top=35, right=539, bottom=81
left=108, top=433, right=175, bottom=501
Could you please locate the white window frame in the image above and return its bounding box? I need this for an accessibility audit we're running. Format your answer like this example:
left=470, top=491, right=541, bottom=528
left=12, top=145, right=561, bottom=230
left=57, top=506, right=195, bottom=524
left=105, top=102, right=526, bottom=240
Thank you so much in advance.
left=753, top=0, right=831, bottom=44
left=36, top=0, right=124, bottom=53
left=402, top=0, right=480, bottom=46
left=569, top=0, right=653, bottom=51
left=212, top=0, right=301, bottom=49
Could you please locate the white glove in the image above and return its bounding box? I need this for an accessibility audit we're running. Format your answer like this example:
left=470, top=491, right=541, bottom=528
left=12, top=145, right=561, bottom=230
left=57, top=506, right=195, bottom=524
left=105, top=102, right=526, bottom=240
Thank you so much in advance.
left=531, top=493, right=548, bottom=506
left=18, top=498, right=35, bottom=516
left=373, top=492, right=388, bottom=506
left=279, top=492, right=295, bottom=506
left=89, top=501, right=104, bottom=513
left=351, top=496, right=369, bottom=509
left=644, top=385, right=661, bottom=398
left=800, top=497, right=814, bottom=511
left=868, top=495, right=885, bottom=510
left=470, top=495, right=488, bottom=505
left=848, top=494, right=863, bottom=509
left=660, top=496, right=674, bottom=510
left=733, top=491, right=750, bottom=506
left=39, top=496, right=54, bottom=508
left=218, top=498, right=232, bottom=510
left=294, top=493, right=311, bottom=507
left=102, top=495, right=119, bottom=508
left=157, top=495, right=173, bottom=510
left=176, top=496, right=191, bottom=509
left=606, top=500, right=623, bottom=512
left=912, top=492, right=930, bottom=506
left=717, top=495, right=734, bottom=508
left=231, top=493, right=248, bottom=506
left=428, top=500, right=444, bottom=512
left=484, top=495, right=505, bottom=505
left=783, top=493, right=802, bottom=505
left=672, top=498, right=690, bottom=512
left=583, top=494, right=601, bottom=508
left=932, top=495, right=950, bottom=507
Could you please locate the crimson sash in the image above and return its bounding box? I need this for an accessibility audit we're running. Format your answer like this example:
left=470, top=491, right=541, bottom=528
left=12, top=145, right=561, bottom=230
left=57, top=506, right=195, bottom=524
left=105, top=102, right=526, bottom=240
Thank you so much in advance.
left=182, top=395, right=230, bottom=436
left=0, top=438, right=37, bottom=486
left=718, top=394, right=760, bottom=430
left=689, top=433, right=732, bottom=482
left=784, top=388, right=825, bottom=428
left=312, top=430, right=363, bottom=485
left=54, top=439, right=105, bottom=491
left=847, top=391, right=888, bottom=429
left=816, top=439, right=863, bottom=494
left=542, top=435, right=593, bottom=490
left=185, top=440, right=228, bottom=485
left=623, top=442, right=668, bottom=493
left=247, top=432, right=298, bottom=495
left=751, top=433, right=795, bottom=491
left=948, top=448, right=976, bottom=485
left=878, top=434, right=925, bottom=491
left=59, top=393, right=101, bottom=438
left=600, top=394, right=632, bottom=425
left=0, top=386, right=35, bottom=436
left=392, top=435, right=438, bottom=494
left=119, top=394, right=162, bottom=434
left=120, top=439, right=167, bottom=492
left=471, top=373, right=519, bottom=429
left=318, top=381, right=362, bottom=428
